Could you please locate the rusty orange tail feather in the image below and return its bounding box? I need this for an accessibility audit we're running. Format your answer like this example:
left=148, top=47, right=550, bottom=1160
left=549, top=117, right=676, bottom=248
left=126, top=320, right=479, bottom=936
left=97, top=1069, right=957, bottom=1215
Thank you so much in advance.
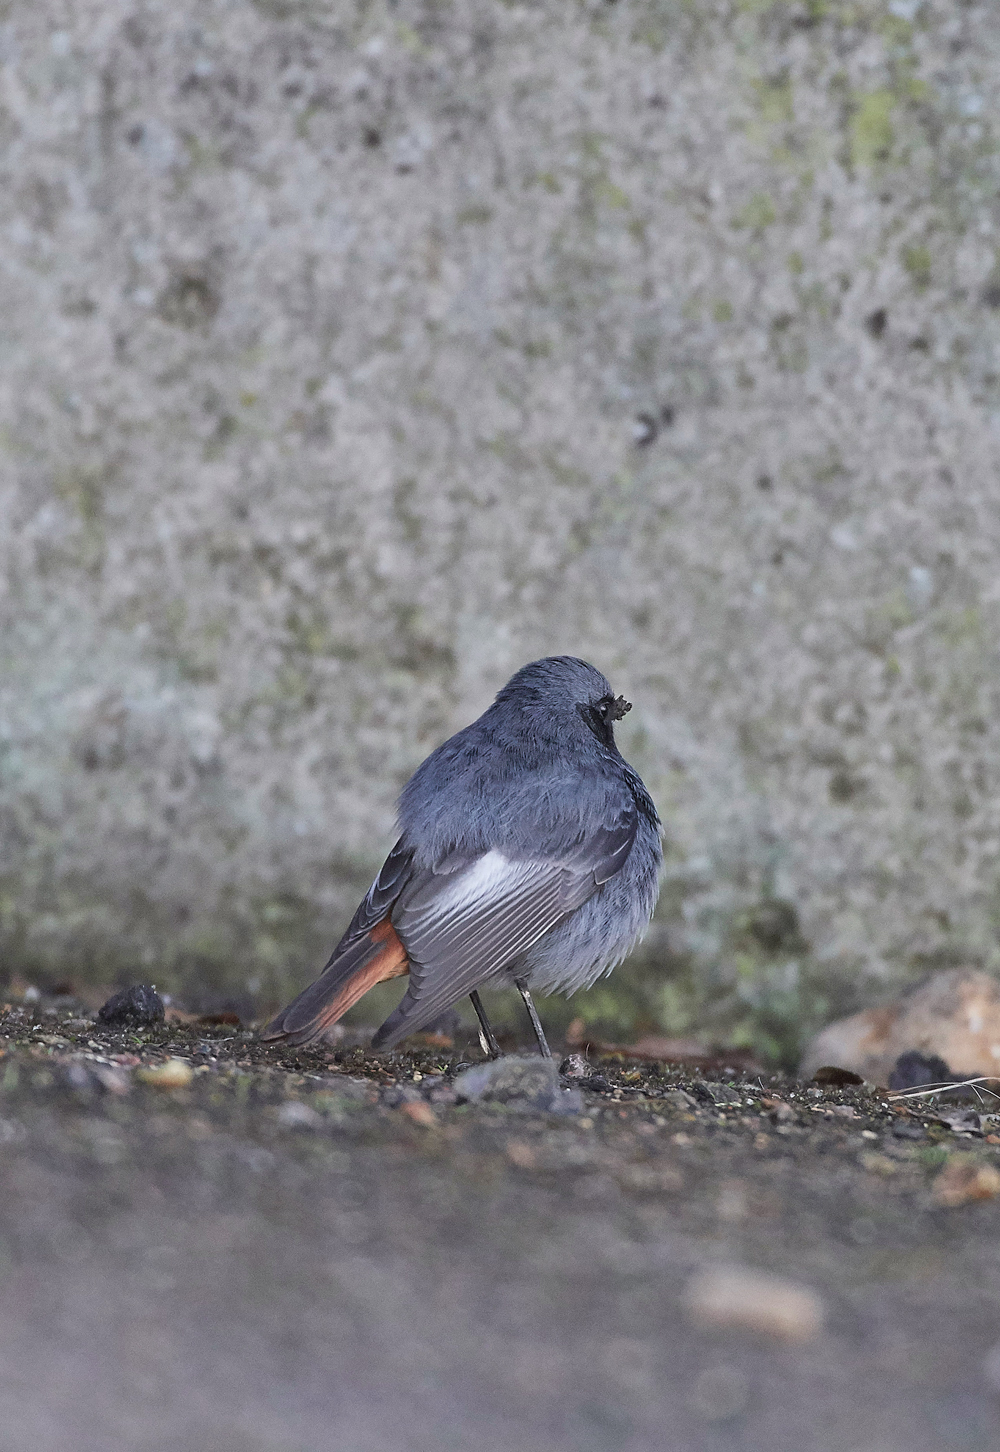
left=261, top=918, right=410, bottom=1046
left=308, top=921, right=409, bottom=1034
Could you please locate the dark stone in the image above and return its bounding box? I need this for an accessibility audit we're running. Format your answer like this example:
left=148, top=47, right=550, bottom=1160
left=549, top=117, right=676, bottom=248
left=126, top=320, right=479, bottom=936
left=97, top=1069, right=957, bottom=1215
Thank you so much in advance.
left=812, top=1065, right=864, bottom=1086
left=891, top=1118, right=927, bottom=1140
left=96, top=983, right=165, bottom=1027
left=888, top=1050, right=953, bottom=1091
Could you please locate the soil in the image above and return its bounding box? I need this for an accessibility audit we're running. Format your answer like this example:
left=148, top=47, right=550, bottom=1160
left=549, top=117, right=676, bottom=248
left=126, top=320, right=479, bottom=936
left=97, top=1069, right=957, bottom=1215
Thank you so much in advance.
left=1, top=1000, right=999, bottom=1452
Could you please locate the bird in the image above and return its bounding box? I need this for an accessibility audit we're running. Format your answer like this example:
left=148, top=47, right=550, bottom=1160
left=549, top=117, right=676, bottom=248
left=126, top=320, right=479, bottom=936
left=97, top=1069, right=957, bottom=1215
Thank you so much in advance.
left=260, top=656, right=662, bottom=1058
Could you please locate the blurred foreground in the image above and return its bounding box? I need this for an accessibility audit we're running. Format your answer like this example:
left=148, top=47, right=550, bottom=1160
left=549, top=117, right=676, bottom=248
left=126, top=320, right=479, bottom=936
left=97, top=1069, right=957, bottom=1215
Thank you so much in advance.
left=1, top=996, right=999, bottom=1451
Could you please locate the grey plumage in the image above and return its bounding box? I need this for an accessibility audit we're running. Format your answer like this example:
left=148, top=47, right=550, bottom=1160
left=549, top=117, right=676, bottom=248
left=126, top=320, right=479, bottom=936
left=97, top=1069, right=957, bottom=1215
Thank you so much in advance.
left=262, top=656, right=662, bottom=1051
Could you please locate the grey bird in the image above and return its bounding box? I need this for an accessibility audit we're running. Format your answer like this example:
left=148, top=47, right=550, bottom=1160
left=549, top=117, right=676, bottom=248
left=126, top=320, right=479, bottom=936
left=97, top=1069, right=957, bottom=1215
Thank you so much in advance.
left=261, top=656, right=662, bottom=1057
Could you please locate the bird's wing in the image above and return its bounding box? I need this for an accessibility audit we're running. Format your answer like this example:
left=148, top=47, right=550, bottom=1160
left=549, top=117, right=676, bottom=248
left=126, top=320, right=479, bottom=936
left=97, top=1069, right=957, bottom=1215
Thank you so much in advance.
left=371, top=807, right=637, bottom=1048
left=332, top=839, right=418, bottom=952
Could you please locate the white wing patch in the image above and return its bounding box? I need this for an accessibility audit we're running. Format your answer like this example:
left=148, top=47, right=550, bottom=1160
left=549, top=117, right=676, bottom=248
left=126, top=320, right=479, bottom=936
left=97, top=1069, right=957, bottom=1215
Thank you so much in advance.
left=429, top=850, right=518, bottom=914
left=393, top=850, right=572, bottom=982
left=400, top=854, right=556, bottom=950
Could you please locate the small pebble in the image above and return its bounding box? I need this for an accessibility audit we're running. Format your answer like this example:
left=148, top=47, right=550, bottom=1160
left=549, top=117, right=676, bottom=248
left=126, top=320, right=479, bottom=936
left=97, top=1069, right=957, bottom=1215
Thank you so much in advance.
left=135, top=1058, right=193, bottom=1090
left=90, top=1064, right=131, bottom=1095
left=454, top=1055, right=578, bottom=1114
left=400, top=1100, right=436, bottom=1127
left=683, top=1266, right=825, bottom=1343
left=63, top=1062, right=96, bottom=1093
left=933, top=1157, right=1000, bottom=1207
left=559, top=1054, right=590, bottom=1080
left=276, top=1100, right=323, bottom=1130
left=505, top=1139, right=537, bottom=1168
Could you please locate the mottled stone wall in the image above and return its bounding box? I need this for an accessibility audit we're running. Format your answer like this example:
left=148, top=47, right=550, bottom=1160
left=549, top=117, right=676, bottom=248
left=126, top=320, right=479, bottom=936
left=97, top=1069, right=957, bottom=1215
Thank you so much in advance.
left=3, top=0, right=1000, bottom=1056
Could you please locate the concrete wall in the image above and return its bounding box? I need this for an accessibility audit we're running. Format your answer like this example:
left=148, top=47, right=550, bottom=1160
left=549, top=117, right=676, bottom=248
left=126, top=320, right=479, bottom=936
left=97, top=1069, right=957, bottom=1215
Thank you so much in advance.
left=3, top=0, right=1000, bottom=1056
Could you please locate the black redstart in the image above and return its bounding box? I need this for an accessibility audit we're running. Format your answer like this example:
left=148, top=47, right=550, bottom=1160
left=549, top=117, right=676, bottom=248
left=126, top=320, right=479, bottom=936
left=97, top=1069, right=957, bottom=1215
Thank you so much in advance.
left=261, top=656, right=662, bottom=1056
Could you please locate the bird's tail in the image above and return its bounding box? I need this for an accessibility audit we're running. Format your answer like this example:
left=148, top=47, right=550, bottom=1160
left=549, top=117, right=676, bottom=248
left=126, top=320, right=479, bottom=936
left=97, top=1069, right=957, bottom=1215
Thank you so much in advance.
left=260, top=919, right=410, bottom=1047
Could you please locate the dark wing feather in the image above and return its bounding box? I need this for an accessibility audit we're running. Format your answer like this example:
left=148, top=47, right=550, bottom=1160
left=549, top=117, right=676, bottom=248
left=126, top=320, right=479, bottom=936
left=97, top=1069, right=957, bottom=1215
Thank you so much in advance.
left=371, top=805, right=637, bottom=1049
left=332, top=839, right=415, bottom=956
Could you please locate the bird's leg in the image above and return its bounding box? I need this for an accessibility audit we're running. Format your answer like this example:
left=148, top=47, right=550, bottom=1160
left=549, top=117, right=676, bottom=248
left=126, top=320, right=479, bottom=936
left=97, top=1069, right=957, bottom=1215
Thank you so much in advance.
left=514, top=978, right=552, bottom=1059
left=469, top=990, right=502, bottom=1060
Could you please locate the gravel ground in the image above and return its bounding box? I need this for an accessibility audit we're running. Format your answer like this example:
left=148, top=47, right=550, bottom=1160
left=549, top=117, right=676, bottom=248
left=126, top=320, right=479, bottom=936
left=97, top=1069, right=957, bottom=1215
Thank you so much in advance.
left=1, top=1000, right=1000, bottom=1452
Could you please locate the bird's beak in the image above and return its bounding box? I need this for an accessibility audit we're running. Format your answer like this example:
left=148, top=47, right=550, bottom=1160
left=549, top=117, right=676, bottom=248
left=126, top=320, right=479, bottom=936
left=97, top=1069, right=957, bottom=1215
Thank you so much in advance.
left=610, top=695, right=632, bottom=721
